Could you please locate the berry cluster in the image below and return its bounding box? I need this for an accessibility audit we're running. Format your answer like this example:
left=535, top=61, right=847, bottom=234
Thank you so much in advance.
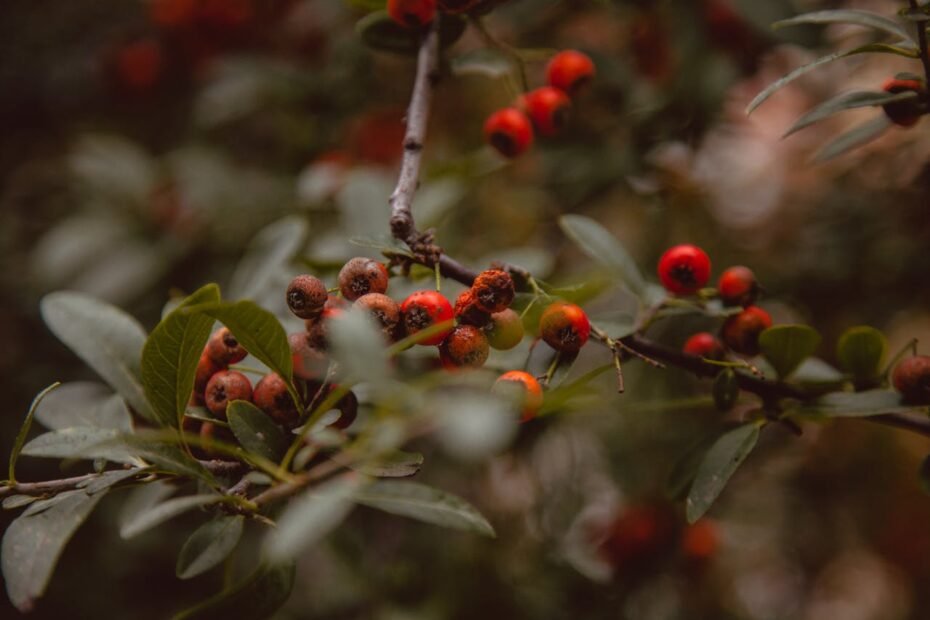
left=484, top=50, right=596, bottom=159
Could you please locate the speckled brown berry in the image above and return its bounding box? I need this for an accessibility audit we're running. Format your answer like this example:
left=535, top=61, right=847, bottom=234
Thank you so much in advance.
left=193, top=352, right=224, bottom=404
left=253, top=373, right=300, bottom=427
left=439, top=324, right=490, bottom=369
left=205, top=327, right=247, bottom=367
left=893, top=355, right=930, bottom=404
left=454, top=289, right=491, bottom=327
left=471, top=269, right=515, bottom=314
left=286, top=274, right=328, bottom=320
left=355, top=293, right=401, bottom=339
left=338, top=257, right=389, bottom=301
left=204, top=370, right=253, bottom=419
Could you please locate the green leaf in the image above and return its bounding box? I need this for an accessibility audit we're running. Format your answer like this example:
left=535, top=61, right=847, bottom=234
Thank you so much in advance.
left=120, top=493, right=227, bottom=539
left=328, top=306, right=390, bottom=386
left=33, top=382, right=132, bottom=432
left=686, top=423, right=761, bottom=523
left=791, top=358, right=846, bottom=389
left=21, top=427, right=138, bottom=465
left=451, top=48, right=513, bottom=79
left=2, top=487, right=108, bottom=612
left=713, top=369, right=740, bottom=412
left=9, top=383, right=60, bottom=483
left=813, top=115, right=893, bottom=162
left=226, top=400, right=288, bottom=463
left=79, top=468, right=149, bottom=494
left=355, top=11, right=466, bottom=55
left=142, top=284, right=221, bottom=428
left=784, top=90, right=918, bottom=137
left=773, top=9, right=913, bottom=42
left=3, top=495, right=38, bottom=510
left=837, top=325, right=888, bottom=382
left=798, top=389, right=913, bottom=418
left=352, top=451, right=424, bottom=478
left=107, top=433, right=218, bottom=486
left=558, top=215, right=645, bottom=296
left=40, top=292, right=153, bottom=421
left=666, top=431, right=725, bottom=502
left=173, top=562, right=296, bottom=620
left=228, top=216, right=308, bottom=301
left=348, top=234, right=413, bottom=257
left=353, top=480, right=496, bottom=537
left=759, top=324, right=822, bottom=379
left=176, top=515, right=245, bottom=580
left=265, top=473, right=366, bottom=563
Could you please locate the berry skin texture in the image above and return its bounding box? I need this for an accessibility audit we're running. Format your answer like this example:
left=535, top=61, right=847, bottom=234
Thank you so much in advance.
left=882, top=78, right=925, bottom=128
left=683, top=332, right=725, bottom=360
left=387, top=0, right=436, bottom=29
left=717, top=265, right=758, bottom=307
left=439, top=325, right=490, bottom=369
left=253, top=373, right=300, bottom=427
left=892, top=355, right=930, bottom=404
left=486, top=308, right=525, bottom=350
left=494, top=371, right=543, bottom=421
left=205, top=327, right=247, bottom=366
left=286, top=274, right=328, bottom=320
left=204, top=370, right=253, bottom=419
left=484, top=108, right=534, bottom=158
left=400, top=290, right=454, bottom=346
left=721, top=305, right=773, bottom=357
left=518, top=87, right=572, bottom=137
left=546, top=50, right=596, bottom=96
left=193, top=352, right=224, bottom=404
left=355, top=293, right=402, bottom=340
left=471, top=269, right=515, bottom=314
left=657, top=244, right=712, bottom=295
left=338, top=257, right=389, bottom=301
left=539, top=302, right=591, bottom=353
left=454, top=289, right=492, bottom=328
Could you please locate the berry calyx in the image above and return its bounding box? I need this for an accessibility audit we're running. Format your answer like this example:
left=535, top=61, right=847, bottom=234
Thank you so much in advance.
left=494, top=370, right=543, bottom=421
left=657, top=244, right=712, bottom=295
left=892, top=355, right=930, bottom=404
left=253, top=373, right=300, bottom=427
left=387, top=0, right=436, bottom=29
left=338, top=257, right=389, bottom=301
left=518, top=87, right=571, bottom=137
left=721, top=305, right=772, bottom=356
left=355, top=293, right=402, bottom=340
left=400, top=290, right=454, bottom=346
left=484, top=108, right=534, bottom=158
left=471, top=269, right=515, bottom=314
left=454, top=289, right=492, bottom=327
left=204, top=370, right=253, bottom=419
left=205, top=327, right=247, bottom=366
left=882, top=78, right=925, bottom=128
left=546, top=50, right=596, bottom=96
left=717, top=265, right=758, bottom=307
left=486, top=308, right=524, bottom=350
left=286, top=274, right=328, bottom=320
left=683, top=332, right=725, bottom=360
left=439, top=324, right=490, bottom=369
left=539, top=301, right=591, bottom=353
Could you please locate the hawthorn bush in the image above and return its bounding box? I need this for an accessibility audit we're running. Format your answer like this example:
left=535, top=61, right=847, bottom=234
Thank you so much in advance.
left=2, top=0, right=930, bottom=618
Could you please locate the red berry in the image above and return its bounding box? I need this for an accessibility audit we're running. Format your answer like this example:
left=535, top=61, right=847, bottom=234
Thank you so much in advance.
left=286, top=274, right=328, bottom=320
left=539, top=302, right=590, bottom=353
left=193, top=352, right=224, bottom=404
left=289, top=332, right=327, bottom=381
left=150, top=0, right=198, bottom=28
left=205, top=327, right=247, bottom=366
left=387, top=0, right=436, bottom=28
left=882, top=78, right=925, bottom=127
left=681, top=519, right=719, bottom=563
left=484, top=108, right=534, bottom=158
left=354, top=293, right=402, bottom=340
left=683, top=332, right=725, bottom=360
left=486, top=308, right=524, bottom=351
left=546, top=50, right=595, bottom=96
left=518, top=87, right=571, bottom=137
left=439, top=325, right=490, bottom=369
left=892, top=355, right=930, bottom=404
left=400, top=290, right=454, bottom=346
left=494, top=370, right=543, bottom=421
left=454, top=289, right=492, bottom=327
left=471, top=269, right=515, bottom=314
left=721, top=305, right=772, bottom=356
left=115, top=38, right=164, bottom=92
left=204, top=370, right=253, bottom=419
left=657, top=244, right=712, bottom=295
left=338, top=257, right=389, bottom=301
left=599, top=504, right=675, bottom=572
left=253, top=373, right=300, bottom=427
left=717, top=265, right=758, bottom=307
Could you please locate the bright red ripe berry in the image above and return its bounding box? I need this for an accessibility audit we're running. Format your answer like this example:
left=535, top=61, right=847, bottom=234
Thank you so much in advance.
left=539, top=302, right=590, bottom=353
left=892, top=355, right=930, bottom=404
left=471, top=269, right=515, bottom=314
left=439, top=325, right=490, bottom=369
left=193, top=352, right=224, bottom=405
left=486, top=308, right=524, bottom=350
left=683, top=332, right=725, bottom=360
left=387, top=0, right=436, bottom=29
left=253, top=373, right=300, bottom=427
left=717, top=265, right=758, bottom=307
left=338, top=257, right=389, bottom=301
left=484, top=108, right=534, bottom=158
left=882, top=78, right=925, bottom=128
left=658, top=244, right=712, bottom=295
left=494, top=370, right=543, bottom=421
left=681, top=519, right=719, bottom=563
left=204, top=370, right=252, bottom=419
left=286, top=274, right=328, bottom=320
left=546, top=50, right=595, bottom=96
left=205, top=327, right=247, bottom=366
left=400, top=291, right=454, bottom=346
left=721, top=305, right=772, bottom=357
left=518, top=87, right=572, bottom=137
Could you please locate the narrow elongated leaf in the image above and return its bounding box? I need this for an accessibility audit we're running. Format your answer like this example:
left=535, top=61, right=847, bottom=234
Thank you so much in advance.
left=116, top=434, right=218, bottom=486
left=79, top=467, right=149, bottom=494
left=228, top=216, right=308, bottom=301
left=774, top=10, right=912, bottom=42
left=328, top=306, right=389, bottom=385
left=21, top=427, right=137, bottom=465
left=9, top=383, right=60, bottom=483
left=2, top=487, right=107, bottom=612
left=352, top=451, right=424, bottom=478
left=176, top=515, right=245, bottom=579
left=173, top=562, right=296, bottom=620
left=265, top=473, right=366, bottom=563
left=559, top=215, right=645, bottom=296
left=814, top=115, right=892, bottom=162
left=142, top=284, right=221, bottom=428
left=119, top=482, right=176, bottom=531
left=784, top=90, right=918, bottom=137
left=40, top=292, right=153, bottom=420
left=3, top=495, right=38, bottom=510
left=759, top=325, right=822, bottom=379
left=837, top=326, right=888, bottom=381
left=686, top=423, right=761, bottom=523
left=34, top=382, right=132, bottom=432
left=120, top=493, right=227, bottom=539
left=798, top=389, right=912, bottom=418
left=353, top=480, right=496, bottom=537
left=226, top=400, right=288, bottom=462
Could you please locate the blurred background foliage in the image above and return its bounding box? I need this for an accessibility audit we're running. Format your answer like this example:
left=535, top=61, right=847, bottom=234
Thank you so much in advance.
left=2, top=0, right=930, bottom=617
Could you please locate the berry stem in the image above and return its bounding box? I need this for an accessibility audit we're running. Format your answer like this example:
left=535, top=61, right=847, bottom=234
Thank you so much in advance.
left=469, top=16, right=530, bottom=93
